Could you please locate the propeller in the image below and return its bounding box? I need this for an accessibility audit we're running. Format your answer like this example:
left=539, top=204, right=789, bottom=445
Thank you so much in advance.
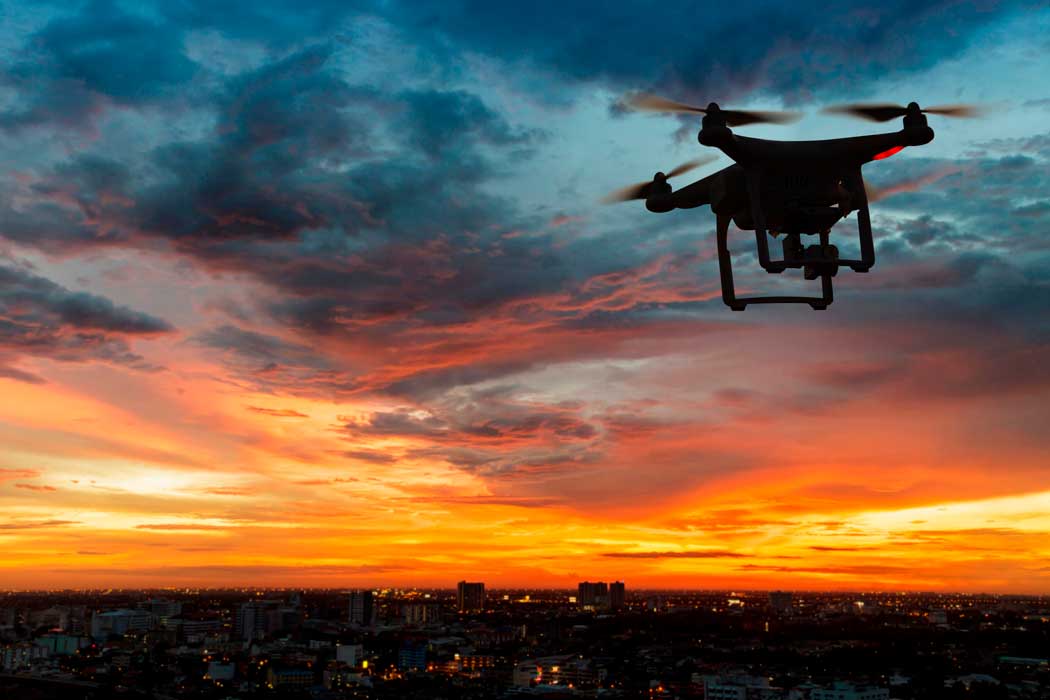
left=823, top=102, right=983, bottom=122
left=625, top=93, right=802, bottom=127
left=601, top=156, right=716, bottom=204
left=864, top=166, right=963, bottom=203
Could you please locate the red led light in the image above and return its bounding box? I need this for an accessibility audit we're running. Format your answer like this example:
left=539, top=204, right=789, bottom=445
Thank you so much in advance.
left=873, top=145, right=905, bottom=160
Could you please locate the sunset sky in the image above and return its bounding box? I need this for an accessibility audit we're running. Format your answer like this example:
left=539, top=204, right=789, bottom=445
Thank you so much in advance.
left=1, top=1, right=1049, bottom=592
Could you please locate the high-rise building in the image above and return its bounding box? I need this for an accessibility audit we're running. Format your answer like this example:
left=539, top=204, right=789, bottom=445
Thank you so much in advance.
left=577, top=581, right=609, bottom=608
left=349, top=590, right=376, bottom=627
left=234, top=600, right=281, bottom=640
left=457, top=581, right=485, bottom=612
left=402, top=602, right=441, bottom=626
left=609, top=581, right=626, bottom=610
left=768, top=590, right=793, bottom=613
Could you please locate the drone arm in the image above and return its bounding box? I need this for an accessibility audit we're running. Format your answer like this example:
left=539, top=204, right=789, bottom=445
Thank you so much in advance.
left=667, top=179, right=711, bottom=209
left=645, top=175, right=716, bottom=213
left=658, top=179, right=711, bottom=212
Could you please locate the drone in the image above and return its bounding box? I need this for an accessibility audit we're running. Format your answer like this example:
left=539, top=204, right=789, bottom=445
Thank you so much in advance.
left=604, top=95, right=978, bottom=310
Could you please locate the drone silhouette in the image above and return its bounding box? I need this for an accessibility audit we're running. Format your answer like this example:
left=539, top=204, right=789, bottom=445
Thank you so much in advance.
left=605, top=95, right=978, bottom=310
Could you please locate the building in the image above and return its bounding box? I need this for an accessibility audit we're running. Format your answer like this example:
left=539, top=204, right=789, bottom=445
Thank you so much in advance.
left=768, top=590, right=793, bottom=613
left=513, top=654, right=599, bottom=689
left=702, top=674, right=783, bottom=700
left=399, top=640, right=427, bottom=671
left=402, top=602, right=442, bottom=626
left=34, top=634, right=88, bottom=655
left=811, top=682, right=889, bottom=700
left=28, top=607, right=69, bottom=631
left=267, top=666, right=314, bottom=690
left=457, top=581, right=485, bottom=612
left=205, top=661, right=236, bottom=682
left=178, top=617, right=223, bottom=643
left=349, top=590, right=376, bottom=627
left=609, top=581, right=626, bottom=610
left=577, top=581, right=608, bottom=608
left=1, top=643, right=48, bottom=671
left=90, top=609, right=153, bottom=640
left=141, top=598, right=182, bottom=621
left=336, top=643, right=364, bottom=666
left=234, top=600, right=281, bottom=640
left=324, top=661, right=370, bottom=689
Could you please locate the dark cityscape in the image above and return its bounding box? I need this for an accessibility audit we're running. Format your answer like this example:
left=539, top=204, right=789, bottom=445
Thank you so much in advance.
left=2, top=2, right=1049, bottom=700
left=2, top=586, right=1048, bottom=699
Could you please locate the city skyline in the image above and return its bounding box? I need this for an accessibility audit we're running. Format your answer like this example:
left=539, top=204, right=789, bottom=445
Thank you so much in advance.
left=1, top=2, right=1049, bottom=593
left=6, top=587, right=1041, bottom=697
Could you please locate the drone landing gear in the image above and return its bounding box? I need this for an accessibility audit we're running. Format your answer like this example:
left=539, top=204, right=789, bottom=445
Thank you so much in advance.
left=716, top=215, right=833, bottom=311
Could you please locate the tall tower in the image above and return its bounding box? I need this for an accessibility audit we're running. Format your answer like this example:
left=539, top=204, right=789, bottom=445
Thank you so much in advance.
left=577, top=581, right=609, bottom=608
left=457, top=581, right=485, bottom=612
left=349, top=590, right=376, bottom=627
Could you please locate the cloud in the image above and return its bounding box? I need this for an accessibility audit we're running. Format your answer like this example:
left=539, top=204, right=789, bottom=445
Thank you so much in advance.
left=737, top=563, right=919, bottom=576
left=406, top=495, right=564, bottom=508
left=340, top=450, right=397, bottom=464
left=340, top=392, right=607, bottom=481
left=0, top=519, right=78, bottom=530
left=134, top=523, right=232, bottom=531
left=0, top=468, right=41, bottom=482
left=13, top=483, right=57, bottom=492
left=0, top=0, right=1047, bottom=590
left=0, top=364, right=47, bottom=384
left=0, top=262, right=173, bottom=379
left=200, top=487, right=250, bottom=496
left=385, top=1, right=1028, bottom=101
left=246, top=406, right=309, bottom=418
left=603, top=550, right=749, bottom=559
left=54, top=563, right=407, bottom=580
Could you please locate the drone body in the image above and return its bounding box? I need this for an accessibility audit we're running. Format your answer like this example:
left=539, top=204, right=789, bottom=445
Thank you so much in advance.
left=610, top=98, right=973, bottom=310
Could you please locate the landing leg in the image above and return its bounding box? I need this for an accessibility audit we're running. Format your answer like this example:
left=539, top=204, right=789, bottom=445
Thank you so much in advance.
left=714, top=214, right=835, bottom=311
left=716, top=214, right=747, bottom=311
left=843, top=168, right=875, bottom=273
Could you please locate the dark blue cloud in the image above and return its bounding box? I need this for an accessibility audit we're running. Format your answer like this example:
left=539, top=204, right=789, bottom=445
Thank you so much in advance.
left=162, top=0, right=373, bottom=46
left=32, top=0, right=196, bottom=101
left=383, top=0, right=1031, bottom=100
left=0, top=261, right=174, bottom=380
left=395, top=89, right=541, bottom=158
left=0, top=0, right=197, bottom=131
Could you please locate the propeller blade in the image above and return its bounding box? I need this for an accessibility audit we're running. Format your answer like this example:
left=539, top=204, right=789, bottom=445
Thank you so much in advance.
left=923, top=104, right=983, bottom=118
left=625, top=93, right=707, bottom=114
left=721, top=109, right=802, bottom=126
left=625, top=93, right=799, bottom=125
left=865, top=181, right=888, bottom=203
left=865, top=166, right=962, bottom=203
left=664, top=155, right=717, bottom=178
left=601, top=180, right=653, bottom=204
left=825, top=102, right=985, bottom=121
left=823, top=103, right=909, bottom=122
left=601, top=157, right=717, bottom=204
